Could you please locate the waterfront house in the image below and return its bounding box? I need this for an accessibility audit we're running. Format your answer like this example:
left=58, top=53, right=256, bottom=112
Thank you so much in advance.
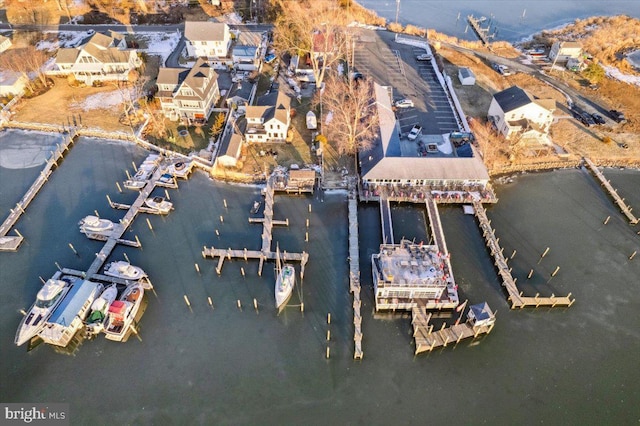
left=0, top=35, right=12, bottom=54
left=0, top=70, right=28, bottom=97
left=184, top=21, right=231, bottom=62
left=157, top=58, right=220, bottom=123
left=244, top=90, right=291, bottom=143
left=457, top=67, right=476, bottom=85
left=487, top=86, right=555, bottom=144
left=49, top=31, right=141, bottom=84
left=548, top=41, right=583, bottom=64
left=359, top=83, right=490, bottom=190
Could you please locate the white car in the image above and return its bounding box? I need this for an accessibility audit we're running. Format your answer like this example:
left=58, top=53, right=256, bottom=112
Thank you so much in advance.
left=407, top=125, right=422, bottom=141
left=394, top=99, right=414, bottom=108
left=416, top=53, right=433, bottom=61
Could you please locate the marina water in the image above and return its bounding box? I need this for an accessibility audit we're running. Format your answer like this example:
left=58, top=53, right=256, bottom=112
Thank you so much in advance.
left=357, top=0, right=640, bottom=42
left=1, top=130, right=639, bottom=423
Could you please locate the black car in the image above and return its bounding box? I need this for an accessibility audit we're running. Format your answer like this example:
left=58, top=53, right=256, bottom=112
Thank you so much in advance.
left=580, top=113, right=595, bottom=127
left=609, top=109, right=626, bottom=123
left=591, top=113, right=606, bottom=125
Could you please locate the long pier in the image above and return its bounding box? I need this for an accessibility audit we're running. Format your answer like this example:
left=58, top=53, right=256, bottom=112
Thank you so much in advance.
left=583, top=157, right=638, bottom=224
left=467, top=15, right=493, bottom=46
left=0, top=130, right=77, bottom=251
left=425, top=196, right=459, bottom=302
left=411, top=305, right=494, bottom=354
left=379, top=194, right=393, bottom=244
left=348, top=188, right=363, bottom=360
left=472, top=201, right=575, bottom=308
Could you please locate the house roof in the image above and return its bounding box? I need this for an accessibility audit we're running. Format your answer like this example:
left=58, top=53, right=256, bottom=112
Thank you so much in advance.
left=492, top=86, right=532, bottom=113
left=222, top=133, right=243, bottom=159
left=0, top=35, right=10, bottom=45
left=459, top=67, right=474, bottom=79
left=0, top=70, right=24, bottom=87
left=55, top=48, right=80, bottom=64
left=469, top=302, right=493, bottom=322
left=237, top=31, right=262, bottom=47
left=232, top=45, right=258, bottom=58
left=246, top=90, right=291, bottom=125
left=83, top=43, right=131, bottom=64
left=157, top=59, right=218, bottom=101
left=86, top=32, right=115, bottom=49
left=156, top=67, right=189, bottom=87
left=360, top=82, right=489, bottom=182
left=185, top=21, right=228, bottom=42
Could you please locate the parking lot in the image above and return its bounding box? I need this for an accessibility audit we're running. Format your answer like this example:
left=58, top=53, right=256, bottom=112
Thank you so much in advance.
left=351, top=29, right=460, bottom=137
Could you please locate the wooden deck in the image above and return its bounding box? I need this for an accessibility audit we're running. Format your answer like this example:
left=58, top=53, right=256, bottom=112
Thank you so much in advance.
left=472, top=201, right=575, bottom=309
left=0, top=130, right=77, bottom=251
left=583, top=157, right=638, bottom=224
left=348, top=189, right=363, bottom=360
left=411, top=305, right=494, bottom=354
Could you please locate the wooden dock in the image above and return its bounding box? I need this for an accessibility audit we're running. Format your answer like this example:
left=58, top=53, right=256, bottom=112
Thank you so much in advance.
left=467, top=15, right=493, bottom=46
left=424, top=196, right=459, bottom=301
left=0, top=130, right=77, bottom=251
left=202, top=246, right=309, bottom=278
left=472, top=201, right=575, bottom=309
left=411, top=305, right=494, bottom=354
left=583, top=157, right=638, bottom=224
left=348, top=189, right=363, bottom=360
left=379, top=194, right=393, bottom=245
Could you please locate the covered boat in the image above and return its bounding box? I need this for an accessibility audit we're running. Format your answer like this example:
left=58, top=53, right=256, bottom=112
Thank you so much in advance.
left=104, top=261, right=147, bottom=281
left=15, top=275, right=72, bottom=346
left=104, top=283, right=145, bottom=342
left=79, top=215, right=114, bottom=234
left=144, top=196, right=173, bottom=214
left=85, top=285, right=118, bottom=335
left=306, top=111, right=317, bottom=130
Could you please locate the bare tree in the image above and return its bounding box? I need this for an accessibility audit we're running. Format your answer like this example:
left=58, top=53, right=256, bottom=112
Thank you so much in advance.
left=0, top=47, right=50, bottom=93
left=271, top=0, right=348, bottom=89
left=315, top=76, right=379, bottom=166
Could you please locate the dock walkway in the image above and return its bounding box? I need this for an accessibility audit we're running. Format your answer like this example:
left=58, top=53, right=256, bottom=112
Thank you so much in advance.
left=379, top=194, right=393, bottom=244
left=411, top=305, right=494, bottom=354
left=0, top=130, right=77, bottom=251
left=424, top=196, right=458, bottom=302
left=472, top=201, right=574, bottom=309
left=348, top=188, right=363, bottom=360
left=583, top=158, right=638, bottom=224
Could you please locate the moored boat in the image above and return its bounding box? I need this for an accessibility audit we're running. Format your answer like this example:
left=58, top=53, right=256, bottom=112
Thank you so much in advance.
left=85, top=285, right=118, bottom=336
left=79, top=215, right=114, bottom=235
left=38, top=279, right=104, bottom=347
left=306, top=111, right=317, bottom=130
left=104, top=283, right=145, bottom=342
left=144, top=196, right=173, bottom=214
left=274, top=245, right=296, bottom=311
left=250, top=200, right=261, bottom=214
left=15, top=274, right=72, bottom=346
left=103, top=261, right=147, bottom=281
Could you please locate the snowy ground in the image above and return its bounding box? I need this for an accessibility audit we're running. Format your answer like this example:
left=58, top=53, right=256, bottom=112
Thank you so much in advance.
left=70, top=89, right=131, bottom=112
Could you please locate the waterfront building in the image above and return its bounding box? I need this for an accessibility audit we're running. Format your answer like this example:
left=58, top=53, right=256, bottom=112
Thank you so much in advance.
left=244, top=90, right=291, bottom=143
left=217, top=133, right=244, bottom=168
left=548, top=41, right=583, bottom=64
left=232, top=30, right=266, bottom=71
left=487, top=85, right=555, bottom=145
left=157, top=58, right=221, bottom=123
left=49, top=31, right=141, bottom=84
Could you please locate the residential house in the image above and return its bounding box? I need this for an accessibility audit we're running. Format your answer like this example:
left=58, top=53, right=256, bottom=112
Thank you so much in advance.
left=49, top=31, right=141, bottom=84
left=184, top=21, right=231, bottom=61
left=548, top=41, right=583, bottom=64
left=487, top=86, right=555, bottom=144
left=244, top=90, right=291, bottom=143
left=0, top=70, right=28, bottom=97
left=232, top=30, right=265, bottom=71
left=0, top=35, right=12, bottom=54
left=157, top=58, right=220, bottom=123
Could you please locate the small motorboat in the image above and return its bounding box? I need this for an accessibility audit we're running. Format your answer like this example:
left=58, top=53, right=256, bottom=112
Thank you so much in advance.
left=85, top=284, right=118, bottom=335
left=306, top=111, right=317, bottom=130
left=15, top=276, right=71, bottom=346
left=250, top=200, right=261, bottom=214
left=103, top=261, right=147, bottom=281
left=158, top=173, right=174, bottom=184
left=79, top=215, right=114, bottom=235
left=144, top=196, right=173, bottom=214
left=104, top=283, right=145, bottom=342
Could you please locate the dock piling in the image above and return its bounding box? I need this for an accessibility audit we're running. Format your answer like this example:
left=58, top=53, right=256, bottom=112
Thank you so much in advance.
left=215, top=229, right=220, bottom=237
left=223, top=199, right=227, bottom=209
left=237, top=299, right=242, bottom=311
left=510, top=249, right=517, bottom=259
left=55, top=261, right=61, bottom=271
left=165, top=189, right=170, bottom=201
left=327, top=313, right=331, bottom=324
left=125, top=169, right=131, bottom=180
left=132, top=161, right=137, bottom=172
left=241, top=267, right=245, bottom=277
left=253, top=298, right=258, bottom=313
left=220, top=215, right=224, bottom=223
left=527, top=269, right=534, bottom=279
left=135, top=235, right=141, bottom=248
left=183, top=295, right=192, bottom=311
left=39, top=276, right=45, bottom=284
left=116, top=182, right=122, bottom=193
left=629, top=251, right=637, bottom=260
left=326, top=346, right=330, bottom=359
left=308, top=204, right=312, bottom=213
left=195, top=263, right=200, bottom=274
left=326, top=330, right=331, bottom=341
left=603, top=216, right=611, bottom=225
left=208, top=297, right=214, bottom=310
left=146, top=218, right=153, bottom=231
left=68, top=243, right=79, bottom=256
left=551, top=266, right=560, bottom=277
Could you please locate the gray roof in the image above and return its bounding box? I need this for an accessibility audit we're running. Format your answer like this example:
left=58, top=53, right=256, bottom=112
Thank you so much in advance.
left=246, top=90, right=291, bottom=125
left=360, top=82, right=489, bottom=182
left=185, top=21, right=228, bottom=42
left=156, top=67, right=189, bottom=87
left=493, top=86, right=532, bottom=113
left=157, top=59, right=218, bottom=101
left=222, top=133, right=243, bottom=159
left=55, top=48, right=80, bottom=64
left=232, top=45, right=258, bottom=58
left=48, top=279, right=101, bottom=327
left=459, top=67, right=474, bottom=79
left=0, top=70, right=23, bottom=86
left=469, top=302, right=493, bottom=321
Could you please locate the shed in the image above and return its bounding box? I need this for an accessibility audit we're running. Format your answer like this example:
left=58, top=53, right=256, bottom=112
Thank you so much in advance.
left=467, top=302, right=496, bottom=327
left=218, top=134, right=244, bottom=168
left=287, top=169, right=316, bottom=193
left=458, top=67, right=476, bottom=86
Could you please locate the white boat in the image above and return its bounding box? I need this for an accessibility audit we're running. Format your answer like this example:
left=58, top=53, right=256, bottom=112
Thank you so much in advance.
left=274, top=245, right=296, bottom=311
left=38, top=279, right=104, bottom=347
left=104, top=283, right=145, bottom=342
left=306, top=111, right=317, bottom=130
left=15, top=275, right=72, bottom=346
left=79, top=215, right=114, bottom=234
left=103, top=261, right=147, bottom=281
left=144, top=196, right=173, bottom=214
left=250, top=200, right=261, bottom=214
left=85, top=285, right=118, bottom=335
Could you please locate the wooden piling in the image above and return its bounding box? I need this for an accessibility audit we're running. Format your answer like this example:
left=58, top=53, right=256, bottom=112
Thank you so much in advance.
left=116, top=182, right=122, bottom=193
left=237, top=299, right=242, bottom=311
left=223, top=199, right=227, bottom=208
left=184, top=295, right=192, bottom=311
left=603, top=216, right=611, bottom=225
left=68, top=243, right=78, bottom=256
left=125, top=169, right=131, bottom=180
left=241, top=267, right=245, bottom=277
left=326, top=346, right=330, bottom=359
left=253, top=298, right=258, bottom=312
left=164, top=189, right=170, bottom=201
left=300, top=302, right=304, bottom=312
left=123, top=252, right=130, bottom=263
left=106, top=194, right=113, bottom=207
left=308, top=204, right=312, bottom=213
left=306, top=218, right=309, bottom=228
left=146, top=218, right=153, bottom=231
left=135, top=235, right=141, bottom=247
left=195, top=263, right=200, bottom=273
left=215, top=229, right=220, bottom=237
left=510, top=249, right=516, bottom=259
left=527, top=269, right=533, bottom=279
left=39, top=276, right=45, bottom=284
left=132, top=161, right=137, bottom=172
left=208, top=297, right=214, bottom=309
left=551, top=266, right=560, bottom=277
left=326, top=330, right=331, bottom=341
left=629, top=251, right=637, bottom=260
left=220, top=215, right=224, bottom=223
left=305, top=232, right=308, bottom=242
left=327, top=313, right=331, bottom=324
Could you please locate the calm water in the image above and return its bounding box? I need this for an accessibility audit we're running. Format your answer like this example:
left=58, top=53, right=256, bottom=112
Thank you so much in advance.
left=1, top=131, right=639, bottom=424
left=357, top=0, right=640, bottom=42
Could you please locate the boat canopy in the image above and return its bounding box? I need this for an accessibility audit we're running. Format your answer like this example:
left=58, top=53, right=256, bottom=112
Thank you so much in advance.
left=48, top=279, right=101, bottom=326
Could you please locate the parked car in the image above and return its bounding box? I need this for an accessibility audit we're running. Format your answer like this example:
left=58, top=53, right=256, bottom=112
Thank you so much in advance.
left=580, top=112, right=595, bottom=127
left=609, top=109, right=626, bottom=123
left=264, top=53, right=277, bottom=64
left=394, top=99, right=414, bottom=109
left=416, top=53, right=433, bottom=61
left=591, top=113, right=606, bottom=125
left=407, top=124, right=422, bottom=141
left=492, top=63, right=512, bottom=76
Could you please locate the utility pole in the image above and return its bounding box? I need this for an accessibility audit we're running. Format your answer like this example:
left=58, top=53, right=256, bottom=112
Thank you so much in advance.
left=395, top=0, right=400, bottom=25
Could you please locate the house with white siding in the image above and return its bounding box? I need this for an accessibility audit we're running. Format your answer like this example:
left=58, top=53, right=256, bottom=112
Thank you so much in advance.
left=157, top=58, right=220, bottom=123
left=184, top=21, right=231, bottom=60
left=548, top=41, right=583, bottom=64
left=244, top=90, right=291, bottom=143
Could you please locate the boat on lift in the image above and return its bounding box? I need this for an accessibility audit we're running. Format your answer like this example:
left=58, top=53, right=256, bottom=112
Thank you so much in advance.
left=103, top=283, right=145, bottom=342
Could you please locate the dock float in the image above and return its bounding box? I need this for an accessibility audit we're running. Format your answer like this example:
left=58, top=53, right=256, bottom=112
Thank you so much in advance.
left=0, top=130, right=77, bottom=251
left=583, top=157, right=638, bottom=225
left=472, top=201, right=575, bottom=309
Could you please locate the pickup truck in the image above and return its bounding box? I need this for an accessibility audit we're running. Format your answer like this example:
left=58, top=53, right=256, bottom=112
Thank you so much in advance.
left=407, top=124, right=422, bottom=141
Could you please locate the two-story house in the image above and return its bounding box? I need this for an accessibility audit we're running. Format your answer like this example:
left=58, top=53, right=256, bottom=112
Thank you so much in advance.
left=548, top=41, right=583, bottom=64
left=184, top=21, right=231, bottom=61
left=244, top=90, right=291, bottom=143
left=0, top=35, right=12, bottom=54
left=157, top=58, right=220, bottom=123
left=49, top=31, right=141, bottom=84
left=487, top=86, right=556, bottom=144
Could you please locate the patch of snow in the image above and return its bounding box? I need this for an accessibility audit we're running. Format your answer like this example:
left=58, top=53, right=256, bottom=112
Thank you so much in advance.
left=37, top=30, right=93, bottom=51
left=604, top=65, right=640, bottom=87
left=70, top=90, right=127, bottom=111
left=138, top=31, right=181, bottom=66
left=224, top=13, right=243, bottom=25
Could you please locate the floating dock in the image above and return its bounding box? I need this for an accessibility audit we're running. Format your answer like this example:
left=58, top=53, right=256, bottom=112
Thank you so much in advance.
left=583, top=157, right=638, bottom=224
left=348, top=188, right=363, bottom=360
left=0, top=130, right=77, bottom=251
left=472, top=201, right=575, bottom=308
